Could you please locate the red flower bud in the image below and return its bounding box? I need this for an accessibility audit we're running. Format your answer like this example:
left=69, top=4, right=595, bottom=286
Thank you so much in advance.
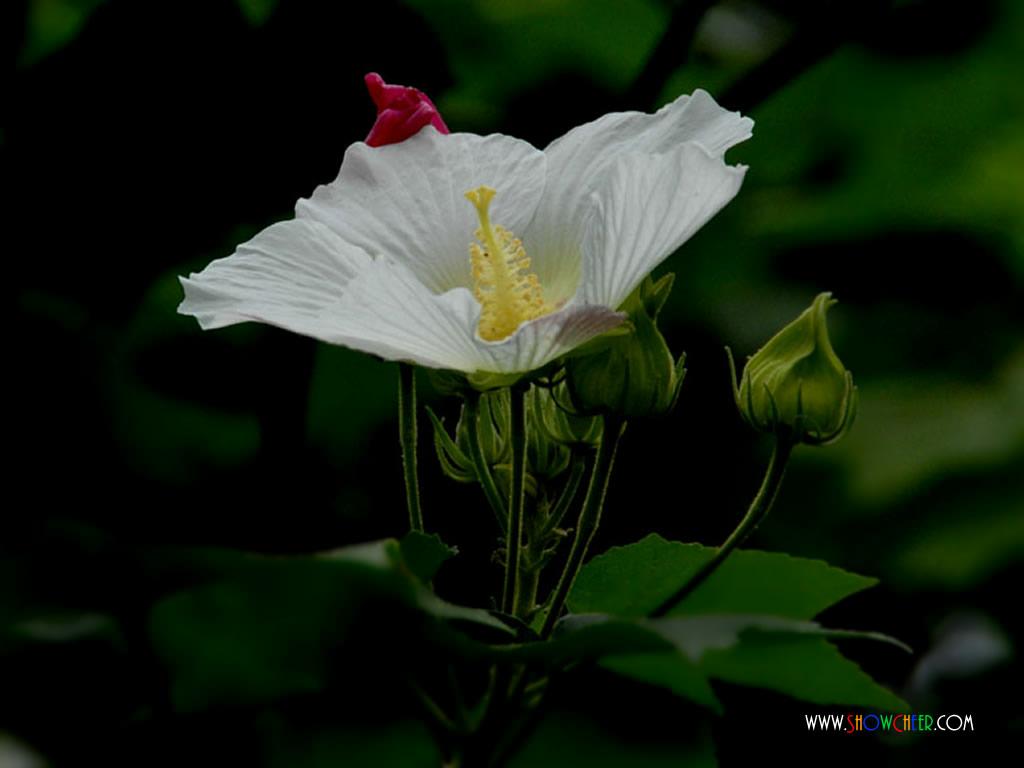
left=364, top=72, right=449, bottom=147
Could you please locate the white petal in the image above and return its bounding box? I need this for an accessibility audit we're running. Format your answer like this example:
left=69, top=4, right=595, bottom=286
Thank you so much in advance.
left=527, top=90, right=752, bottom=300
left=318, top=257, right=484, bottom=370
left=320, top=257, right=626, bottom=375
left=546, top=88, right=752, bottom=175
left=579, top=142, right=747, bottom=310
left=178, top=218, right=370, bottom=335
left=297, top=128, right=547, bottom=295
left=469, top=303, right=626, bottom=375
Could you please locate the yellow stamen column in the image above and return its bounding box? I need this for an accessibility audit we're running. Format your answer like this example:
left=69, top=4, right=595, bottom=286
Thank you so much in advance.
left=465, top=186, right=550, bottom=342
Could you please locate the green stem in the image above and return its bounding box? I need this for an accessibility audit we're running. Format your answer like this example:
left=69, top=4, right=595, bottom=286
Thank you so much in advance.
left=513, top=561, right=541, bottom=621
left=448, top=665, right=469, bottom=733
left=650, top=435, right=795, bottom=618
left=398, top=363, right=424, bottom=533
left=542, top=453, right=588, bottom=536
left=464, top=393, right=507, bottom=532
left=409, top=680, right=456, bottom=733
left=516, top=457, right=586, bottom=619
left=539, top=416, right=626, bottom=638
left=502, top=385, right=528, bottom=614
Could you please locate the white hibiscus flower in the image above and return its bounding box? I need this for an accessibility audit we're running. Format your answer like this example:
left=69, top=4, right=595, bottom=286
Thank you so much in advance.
left=178, top=90, right=752, bottom=377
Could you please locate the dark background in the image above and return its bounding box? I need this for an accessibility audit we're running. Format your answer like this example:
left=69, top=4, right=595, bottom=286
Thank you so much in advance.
left=3, top=0, right=1022, bottom=765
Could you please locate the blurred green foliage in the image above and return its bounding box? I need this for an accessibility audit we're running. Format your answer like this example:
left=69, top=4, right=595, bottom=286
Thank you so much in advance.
left=19, top=0, right=107, bottom=66
left=5, top=0, right=1022, bottom=764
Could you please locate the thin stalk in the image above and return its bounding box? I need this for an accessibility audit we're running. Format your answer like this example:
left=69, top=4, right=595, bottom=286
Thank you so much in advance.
left=542, top=453, right=588, bottom=536
left=650, top=435, right=794, bottom=618
left=485, top=674, right=556, bottom=768
left=539, top=416, right=626, bottom=638
left=516, top=458, right=586, bottom=619
left=502, top=385, right=528, bottom=614
left=464, top=393, right=508, bottom=532
left=409, top=681, right=456, bottom=733
left=513, top=562, right=541, bottom=621
left=398, top=363, right=424, bottom=533
left=447, top=665, right=469, bottom=733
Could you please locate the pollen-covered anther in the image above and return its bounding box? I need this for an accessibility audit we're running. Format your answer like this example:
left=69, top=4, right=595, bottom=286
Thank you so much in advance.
left=465, top=186, right=552, bottom=341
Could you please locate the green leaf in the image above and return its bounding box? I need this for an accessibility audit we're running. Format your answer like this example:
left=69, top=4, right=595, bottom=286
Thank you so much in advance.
left=152, top=578, right=329, bottom=709
left=548, top=614, right=907, bottom=712
left=399, top=531, right=457, bottom=583
left=415, top=591, right=509, bottom=632
left=150, top=538, right=505, bottom=711
left=489, top=616, right=671, bottom=667
left=266, top=718, right=440, bottom=768
left=511, top=710, right=717, bottom=768
left=650, top=615, right=911, bottom=658
left=600, top=653, right=722, bottom=713
left=493, top=613, right=906, bottom=669
left=569, top=534, right=876, bottom=619
left=701, top=635, right=909, bottom=711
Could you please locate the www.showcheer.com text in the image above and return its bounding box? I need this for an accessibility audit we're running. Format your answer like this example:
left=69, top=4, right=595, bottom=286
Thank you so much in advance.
left=804, top=713, right=974, bottom=733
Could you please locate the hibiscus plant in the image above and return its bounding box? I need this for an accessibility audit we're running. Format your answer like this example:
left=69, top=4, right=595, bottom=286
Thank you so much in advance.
left=171, top=74, right=907, bottom=766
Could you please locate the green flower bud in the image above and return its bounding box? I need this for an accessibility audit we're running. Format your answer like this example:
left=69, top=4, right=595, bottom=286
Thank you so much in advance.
left=531, top=383, right=603, bottom=450
left=430, top=388, right=574, bottom=490
left=730, top=292, right=857, bottom=446
left=563, top=274, right=686, bottom=418
left=525, top=387, right=572, bottom=480
left=427, top=390, right=511, bottom=484
left=464, top=389, right=512, bottom=466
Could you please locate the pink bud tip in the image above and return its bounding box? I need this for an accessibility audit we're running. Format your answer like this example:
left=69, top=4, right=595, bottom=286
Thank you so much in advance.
left=364, top=72, right=450, bottom=147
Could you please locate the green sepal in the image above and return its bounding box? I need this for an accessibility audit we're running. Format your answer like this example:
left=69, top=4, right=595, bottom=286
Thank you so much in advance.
left=560, top=320, right=635, bottom=361
left=426, top=368, right=475, bottom=397
left=427, top=368, right=527, bottom=395
left=462, top=389, right=512, bottom=465
left=641, top=272, right=676, bottom=318
left=426, top=406, right=477, bottom=484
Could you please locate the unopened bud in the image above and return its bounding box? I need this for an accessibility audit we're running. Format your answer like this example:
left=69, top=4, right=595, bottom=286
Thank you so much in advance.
left=564, top=274, right=685, bottom=419
left=730, top=292, right=857, bottom=445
